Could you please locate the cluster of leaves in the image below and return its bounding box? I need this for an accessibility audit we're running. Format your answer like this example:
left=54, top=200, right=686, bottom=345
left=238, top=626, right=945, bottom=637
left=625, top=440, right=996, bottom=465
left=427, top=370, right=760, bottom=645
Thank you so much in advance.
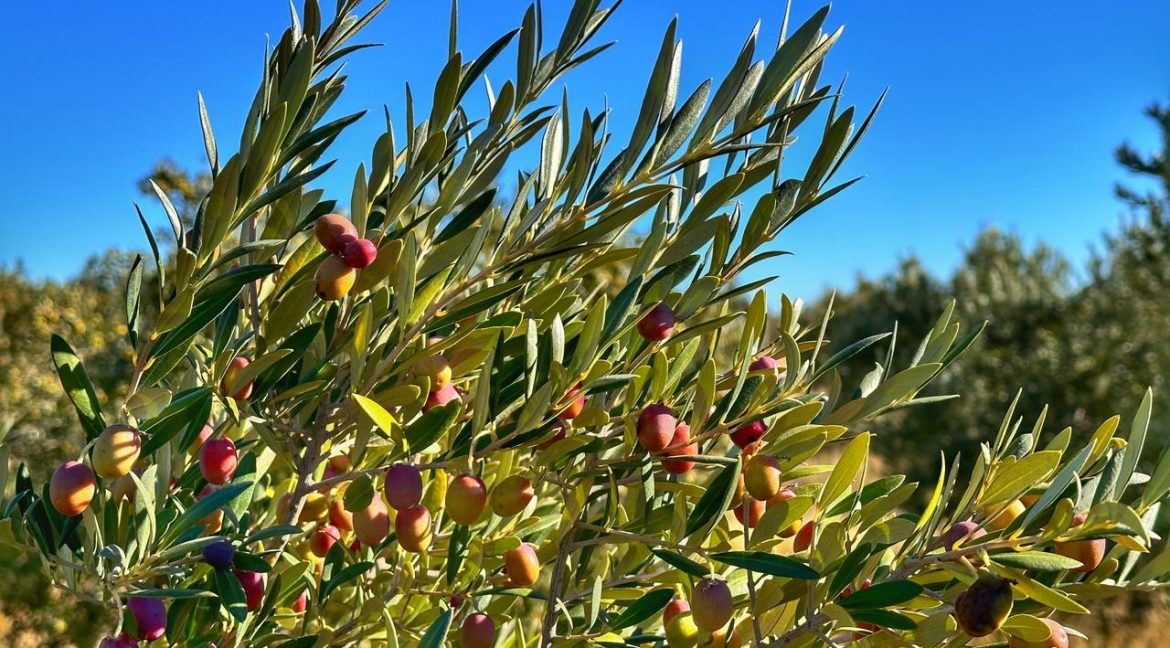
left=2, top=1, right=1170, bottom=648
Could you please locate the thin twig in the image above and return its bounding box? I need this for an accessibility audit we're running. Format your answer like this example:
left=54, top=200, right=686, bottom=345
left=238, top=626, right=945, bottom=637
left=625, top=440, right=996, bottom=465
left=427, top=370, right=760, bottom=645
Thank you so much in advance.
left=575, top=522, right=709, bottom=557
left=540, top=515, right=579, bottom=647
left=742, top=498, right=765, bottom=647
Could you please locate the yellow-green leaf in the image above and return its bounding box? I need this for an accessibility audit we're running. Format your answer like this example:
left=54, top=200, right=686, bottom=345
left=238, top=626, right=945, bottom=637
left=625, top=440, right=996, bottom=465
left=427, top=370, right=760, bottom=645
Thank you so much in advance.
left=126, top=388, right=173, bottom=422
left=819, top=432, right=870, bottom=509
left=352, top=394, right=397, bottom=435
left=983, top=451, right=1061, bottom=505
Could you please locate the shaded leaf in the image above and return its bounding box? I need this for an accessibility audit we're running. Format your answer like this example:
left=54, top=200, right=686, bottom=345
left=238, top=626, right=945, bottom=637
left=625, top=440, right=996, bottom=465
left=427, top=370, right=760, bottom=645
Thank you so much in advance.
left=839, top=580, right=924, bottom=609
left=610, top=588, right=674, bottom=630
left=711, top=551, right=819, bottom=580
left=50, top=335, right=106, bottom=440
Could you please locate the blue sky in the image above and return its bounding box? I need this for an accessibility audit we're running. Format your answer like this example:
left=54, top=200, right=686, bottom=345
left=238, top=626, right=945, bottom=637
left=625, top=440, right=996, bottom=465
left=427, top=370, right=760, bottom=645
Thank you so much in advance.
left=1, top=1, right=1167, bottom=300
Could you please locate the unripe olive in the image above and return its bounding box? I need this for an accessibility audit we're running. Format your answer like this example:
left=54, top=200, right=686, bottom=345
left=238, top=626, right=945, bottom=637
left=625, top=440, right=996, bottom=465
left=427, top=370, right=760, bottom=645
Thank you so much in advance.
left=490, top=475, right=534, bottom=517
left=318, top=455, right=351, bottom=493
left=732, top=498, right=765, bottom=528
left=766, top=488, right=800, bottom=537
left=341, top=238, right=378, bottom=269
left=300, top=491, right=330, bottom=522
left=446, top=474, right=488, bottom=525
left=794, top=521, right=816, bottom=552
left=314, top=214, right=358, bottom=254
left=412, top=352, right=453, bottom=387
left=395, top=504, right=433, bottom=553
left=461, top=612, right=496, bottom=648
left=665, top=611, right=701, bottom=648
left=732, top=473, right=748, bottom=502
left=663, top=598, right=690, bottom=625
left=127, top=596, right=167, bottom=641
left=310, top=523, right=341, bottom=558
left=984, top=499, right=1025, bottom=531
left=49, top=461, right=96, bottom=517
left=504, top=543, right=540, bottom=587
left=385, top=463, right=424, bottom=510
left=188, top=423, right=214, bottom=456
left=92, top=424, right=142, bottom=480
left=943, top=520, right=987, bottom=550
left=766, top=487, right=796, bottom=509
left=729, top=421, right=766, bottom=449
left=424, top=382, right=460, bottom=412
left=352, top=496, right=390, bottom=548
left=559, top=384, right=586, bottom=421
left=749, top=355, right=779, bottom=372
left=779, top=519, right=802, bottom=538
left=234, top=569, right=266, bottom=612
left=98, top=633, right=138, bottom=648
left=662, top=424, right=698, bottom=475
left=220, top=356, right=253, bottom=400
left=293, top=539, right=316, bottom=561
left=329, top=498, right=354, bottom=534
left=744, top=454, right=781, bottom=501
left=637, top=403, right=676, bottom=452
left=316, top=255, right=357, bottom=301
left=691, top=577, right=733, bottom=633
left=1054, top=512, right=1106, bottom=573
left=199, top=437, right=238, bottom=485
left=953, top=574, right=1014, bottom=637
left=637, top=302, right=676, bottom=341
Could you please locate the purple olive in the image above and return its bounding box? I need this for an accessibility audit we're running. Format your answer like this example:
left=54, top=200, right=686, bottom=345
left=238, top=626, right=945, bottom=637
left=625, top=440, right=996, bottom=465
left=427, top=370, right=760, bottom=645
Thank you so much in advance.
left=202, top=540, right=235, bottom=570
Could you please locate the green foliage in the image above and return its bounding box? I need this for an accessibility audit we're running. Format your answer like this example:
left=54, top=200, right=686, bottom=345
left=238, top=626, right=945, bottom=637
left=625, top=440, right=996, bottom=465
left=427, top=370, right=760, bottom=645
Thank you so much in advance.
left=2, top=2, right=1169, bottom=647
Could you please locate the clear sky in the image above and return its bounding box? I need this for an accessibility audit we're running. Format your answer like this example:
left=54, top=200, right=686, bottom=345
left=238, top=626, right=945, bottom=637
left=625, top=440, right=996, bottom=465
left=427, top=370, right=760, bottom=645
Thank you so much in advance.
left=1, top=1, right=1167, bottom=300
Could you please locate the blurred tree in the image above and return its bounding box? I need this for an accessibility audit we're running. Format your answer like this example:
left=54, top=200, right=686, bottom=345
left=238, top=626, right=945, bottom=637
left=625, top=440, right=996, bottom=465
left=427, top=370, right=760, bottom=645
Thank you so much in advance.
left=137, top=158, right=212, bottom=227
left=1115, top=98, right=1170, bottom=214
left=0, top=252, right=133, bottom=646
left=805, top=234, right=1076, bottom=486
left=1077, top=97, right=1170, bottom=463
left=806, top=96, right=1170, bottom=494
left=0, top=251, right=135, bottom=466
left=0, top=161, right=199, bottom=646
left=942, top=231, right=1078, bottom=469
